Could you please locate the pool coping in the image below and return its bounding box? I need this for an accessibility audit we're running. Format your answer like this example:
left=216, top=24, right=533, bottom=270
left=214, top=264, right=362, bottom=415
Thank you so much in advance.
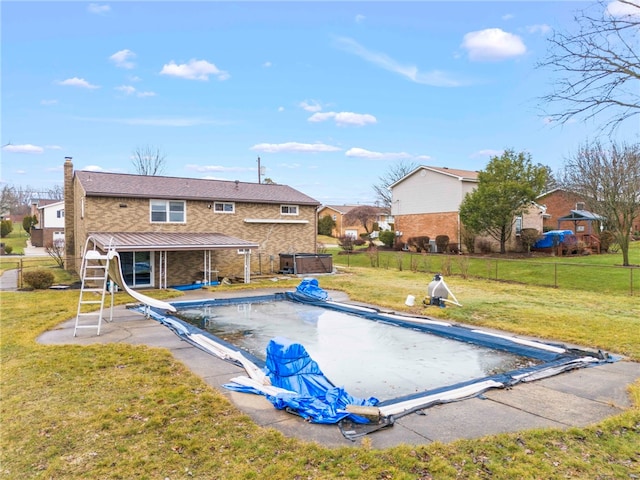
left=37, top=287, right=640, bottom=449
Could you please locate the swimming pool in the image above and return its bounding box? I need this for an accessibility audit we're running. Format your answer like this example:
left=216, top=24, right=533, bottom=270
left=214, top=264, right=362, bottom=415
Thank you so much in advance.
left=137, top=286, right=611, bottom=423
left=175, top=298, right=541, bottom=400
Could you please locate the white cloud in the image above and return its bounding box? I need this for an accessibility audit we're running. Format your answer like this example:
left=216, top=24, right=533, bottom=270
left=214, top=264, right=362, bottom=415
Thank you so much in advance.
left=115, top=85, right=136, bottom=95
left=263, top=61, right=272, bottom=68
left=110, top=49, right=136, bottom=69
left=84, top=165, right=105, bottom=171
left=308, top=111, right=377, bottom=126
left=2, top=144, right=44, bottom=154
left=57, top=77, right=100, bottom=89
left=461, top=28, right=527, bottom=61
left=45, top=145, right=63, bottom=150
left=345, top=147, right=412, bottom=160
left=115, top=85, right=156, bottom=97
left=334, top=37, right=466, bottom=87
left=607, top=0, right=640, bottom=17
left=87, top=3, right=110, bottom=15
left=299, top=100, right=323, bottom=112
left=355, top=14, right=366, bottom=23
left=278, top=106, right=285, bottom=112
left=160, top=59, right=229, bottom=81
left=41, top=99, right=58, bottom=106
left=470, top=149, right=503, bottom=158
left=526, top=24, right=552, bottom=35
left=250, top=142, right=342, bottom=153
left=502, top=13, right=515, bottom=21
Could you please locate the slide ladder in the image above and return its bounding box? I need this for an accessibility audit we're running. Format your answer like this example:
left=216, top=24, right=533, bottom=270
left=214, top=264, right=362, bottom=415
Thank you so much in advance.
left=73, top=243, right=114, bottom=336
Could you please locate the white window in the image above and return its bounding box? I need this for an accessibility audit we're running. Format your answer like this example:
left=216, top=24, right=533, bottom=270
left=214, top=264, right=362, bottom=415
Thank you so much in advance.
left=56, top=209, right=64, bottom=218
left=515, top=216, right=522, bottom=236
left=150, top=200, right=185, bottom=223
left=213, top=202, right=235, bottom=213
left=281, top=205, right=298, bottom=215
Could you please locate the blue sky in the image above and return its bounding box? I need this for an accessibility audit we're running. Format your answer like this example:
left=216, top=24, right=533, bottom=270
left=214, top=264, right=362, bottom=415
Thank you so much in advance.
left=2, top=1, right=637, bottom=205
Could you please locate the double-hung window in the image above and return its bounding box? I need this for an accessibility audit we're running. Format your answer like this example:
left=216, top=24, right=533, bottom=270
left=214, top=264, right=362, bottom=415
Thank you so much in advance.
left=213, top=202, right=235, bottom=213
left=281, top=205, right=298, bottom=215
left=150, top=200, right=185, bottom=223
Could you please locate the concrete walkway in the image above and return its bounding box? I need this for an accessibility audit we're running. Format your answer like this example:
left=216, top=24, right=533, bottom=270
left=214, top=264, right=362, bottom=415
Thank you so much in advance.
left=37, top=288, right=640, bottom=449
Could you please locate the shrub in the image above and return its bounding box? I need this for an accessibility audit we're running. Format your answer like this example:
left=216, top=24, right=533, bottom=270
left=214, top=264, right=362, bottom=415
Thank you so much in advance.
left=478, top=239, right=493, bottom=254
left=23, top=269, right=55, bottom=289
left=317, top=215, right=335, bottom=236
left=520, top=228, right=540, bottom=253
left=379, top=230, right=396, bottom=248
left=407, top=236, right=430, bottom=252
left=599, top=230, right=615, bottom=252
left=1, top=220, right=13, bottom=238
left=23, top=214, right=38, bottom=233
left=460, top=225, right=476, bottom=254
left=435, top=235, right=449, bottom=253
left=3, top=245, right=13, bottom=254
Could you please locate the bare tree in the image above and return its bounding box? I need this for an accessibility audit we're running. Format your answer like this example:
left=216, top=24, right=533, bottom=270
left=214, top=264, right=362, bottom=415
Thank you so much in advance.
left=131, top=145, right=167, bottom=176
left=343, top=205, right=380, bottom=246
left=372, top=160, right=419, bottom=209
left=45, top=239, right=65, bottom=268
left=537, top=0, right=640, bottom=133
left=560, top=140, right=640, bottom=266
left=45, top=184, right=64, bottom=200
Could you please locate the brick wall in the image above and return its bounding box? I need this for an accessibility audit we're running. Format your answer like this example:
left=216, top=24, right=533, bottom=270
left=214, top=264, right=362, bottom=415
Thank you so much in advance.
left=395, top=212, right=460, bottom=248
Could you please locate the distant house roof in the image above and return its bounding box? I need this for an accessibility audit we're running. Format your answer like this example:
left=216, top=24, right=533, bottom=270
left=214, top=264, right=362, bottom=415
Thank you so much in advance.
left=75, top=171, right=320, bottom=206
left=390, top=166, right=479, bottom=189
left=88, top=232, right=259, bottom=252
left=320, top=205, right=390, bottom=215
left=34, top=198, right=61, bottom=207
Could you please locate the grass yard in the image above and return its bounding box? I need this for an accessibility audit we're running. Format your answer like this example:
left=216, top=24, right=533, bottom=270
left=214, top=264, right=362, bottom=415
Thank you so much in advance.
left=0, top=223, right=29, bottom=255
left=1, top=267, right=639, bottom=479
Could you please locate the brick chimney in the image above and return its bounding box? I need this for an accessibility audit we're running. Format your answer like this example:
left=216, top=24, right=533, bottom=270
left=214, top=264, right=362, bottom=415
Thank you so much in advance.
left=63, top=157, right=76, bottom=272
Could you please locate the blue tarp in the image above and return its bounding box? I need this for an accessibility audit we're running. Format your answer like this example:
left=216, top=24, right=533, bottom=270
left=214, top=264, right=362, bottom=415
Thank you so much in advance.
left=294, top=277, right=329, bottom=301
left=226, top=337, right=379, bottom=424
left=533, top=230, right=575, bottom=249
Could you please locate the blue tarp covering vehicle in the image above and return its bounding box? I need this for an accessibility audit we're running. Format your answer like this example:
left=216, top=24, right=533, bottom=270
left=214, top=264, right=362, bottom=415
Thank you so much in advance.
left=532, top=230, right=575, bottom=249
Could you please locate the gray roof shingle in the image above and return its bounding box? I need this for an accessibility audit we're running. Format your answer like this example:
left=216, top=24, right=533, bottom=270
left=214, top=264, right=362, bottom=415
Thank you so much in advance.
left=76, top=171, right=320, bottom=205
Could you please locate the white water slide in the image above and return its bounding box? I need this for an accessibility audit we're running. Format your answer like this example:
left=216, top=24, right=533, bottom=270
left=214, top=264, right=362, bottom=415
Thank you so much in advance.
left=104, top=250, right=177, bottom=313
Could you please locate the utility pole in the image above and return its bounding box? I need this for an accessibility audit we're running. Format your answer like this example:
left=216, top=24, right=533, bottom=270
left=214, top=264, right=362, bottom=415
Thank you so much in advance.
left=257, top=156, right=265, bottom=184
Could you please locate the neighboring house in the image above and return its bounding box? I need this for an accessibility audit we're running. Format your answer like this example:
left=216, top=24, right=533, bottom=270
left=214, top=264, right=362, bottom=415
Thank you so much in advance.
left=390, top=166, right=545, bottom=252
left=536, top=189, right=587, bottom=232
left=390, top=166, right=479, bottom=250
left=63, top=157, right=320, bottom=288
left=30, top=199, right=65, bottom=247
left=317, top=205, right=392, bottom=239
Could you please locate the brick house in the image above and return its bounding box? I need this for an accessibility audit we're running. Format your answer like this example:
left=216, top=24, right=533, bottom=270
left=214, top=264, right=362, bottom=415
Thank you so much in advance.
left=63, top=157, right=320, bottom=287
left=317, top=204, right=392, bottom=239
left=536, top=189, right=587, bottom=232
left=390, top=166, right=545, bottom=252
left=30, top=199, right=65, bottom=247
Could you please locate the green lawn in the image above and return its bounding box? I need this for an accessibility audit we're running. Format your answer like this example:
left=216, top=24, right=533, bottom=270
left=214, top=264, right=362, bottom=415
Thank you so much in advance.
left=331, top=240, right=640, bottom=296
left=0, top=222, right=29, bottom=255
left=1, top=265, right=639, bottom=478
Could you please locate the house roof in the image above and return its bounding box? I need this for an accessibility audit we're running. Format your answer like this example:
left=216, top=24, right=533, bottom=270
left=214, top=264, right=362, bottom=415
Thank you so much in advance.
left=38, top=200, right=64, bottom=210
left=389, top=165, right=479, bottom=189
left=320, top=204, right=390, bottom=215
left=88, top=232, right=259, bottom=252
left=75, top=170, right=320, bottom=206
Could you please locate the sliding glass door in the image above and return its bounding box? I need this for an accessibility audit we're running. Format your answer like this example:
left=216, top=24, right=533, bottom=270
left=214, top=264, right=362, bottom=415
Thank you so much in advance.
left=120, top=251, right=153, bottom=287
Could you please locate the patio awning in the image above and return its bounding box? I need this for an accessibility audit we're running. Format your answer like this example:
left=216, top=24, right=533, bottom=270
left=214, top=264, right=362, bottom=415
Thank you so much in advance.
left=88, top=232, right=259, bottom=252
left=556, top=210, right=604, bottom=223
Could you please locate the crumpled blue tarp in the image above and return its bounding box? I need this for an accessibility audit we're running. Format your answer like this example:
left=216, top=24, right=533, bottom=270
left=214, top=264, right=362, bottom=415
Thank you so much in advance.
left=294, top=278, right=329, bottom=301
left=533, top=230, right=575, bottom=249
left=225, top=337, right=379, bottom=424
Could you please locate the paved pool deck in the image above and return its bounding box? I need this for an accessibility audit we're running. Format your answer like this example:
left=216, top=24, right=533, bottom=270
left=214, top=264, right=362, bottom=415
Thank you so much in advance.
left=37, top=288, right=640, bottom=449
